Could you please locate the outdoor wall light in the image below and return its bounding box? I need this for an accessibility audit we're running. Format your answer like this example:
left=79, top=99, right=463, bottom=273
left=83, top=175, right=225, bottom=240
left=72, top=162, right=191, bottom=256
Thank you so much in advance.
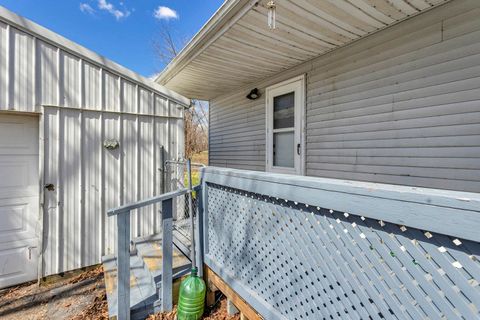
left=246, top=88, right=261, bottom=100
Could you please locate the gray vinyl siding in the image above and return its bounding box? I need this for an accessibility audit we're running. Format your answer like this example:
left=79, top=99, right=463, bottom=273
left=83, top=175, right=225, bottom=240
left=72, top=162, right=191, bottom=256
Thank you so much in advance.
left=209, top=93, right=266, bottom=171
left=209, top=0, right=480, bottom=193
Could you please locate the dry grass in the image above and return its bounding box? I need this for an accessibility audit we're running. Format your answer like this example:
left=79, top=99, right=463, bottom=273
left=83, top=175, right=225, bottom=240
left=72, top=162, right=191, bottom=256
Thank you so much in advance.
left=192, top=151, right=208, bottom=166
left=185, top=151, right=208, bottom=188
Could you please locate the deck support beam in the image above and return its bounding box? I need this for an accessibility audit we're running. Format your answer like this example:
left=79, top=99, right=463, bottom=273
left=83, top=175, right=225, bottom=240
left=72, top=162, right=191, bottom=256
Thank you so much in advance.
left=204, top=266, right=262, bottom=320
left=227, top=299, right=240, bottom=315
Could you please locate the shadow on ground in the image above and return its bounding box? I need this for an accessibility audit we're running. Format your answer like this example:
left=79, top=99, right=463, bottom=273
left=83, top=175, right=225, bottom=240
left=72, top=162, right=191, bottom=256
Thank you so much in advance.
left=0, top=266, right=107, bottom=320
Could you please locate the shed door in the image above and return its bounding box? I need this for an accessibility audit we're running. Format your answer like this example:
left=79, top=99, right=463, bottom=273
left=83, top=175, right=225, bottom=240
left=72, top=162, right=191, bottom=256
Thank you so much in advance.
left=0, top=114, right=39, bottom=288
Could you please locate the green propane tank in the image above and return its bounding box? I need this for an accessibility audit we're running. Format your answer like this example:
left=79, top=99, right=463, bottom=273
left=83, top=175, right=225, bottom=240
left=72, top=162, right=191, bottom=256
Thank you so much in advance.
left=177, top=268, right=206, bottom=320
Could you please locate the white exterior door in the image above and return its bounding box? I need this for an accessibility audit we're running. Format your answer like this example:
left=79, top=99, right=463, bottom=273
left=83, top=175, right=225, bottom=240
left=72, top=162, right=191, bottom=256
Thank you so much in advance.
left=266, top=75, right=305, bottom=175
left=0, top=114, right=39, bottom=288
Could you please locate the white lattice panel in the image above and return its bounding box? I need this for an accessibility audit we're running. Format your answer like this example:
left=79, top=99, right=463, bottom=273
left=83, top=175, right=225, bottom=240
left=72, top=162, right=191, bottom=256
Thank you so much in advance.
left=205, top=184, right=480, bottom=320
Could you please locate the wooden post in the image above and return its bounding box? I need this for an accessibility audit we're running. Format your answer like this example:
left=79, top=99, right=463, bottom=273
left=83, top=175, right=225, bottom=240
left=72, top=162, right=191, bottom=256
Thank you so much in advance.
left=195, top=186, right=204, bottom=277
left=227, top=299, right=240, bottom=315
left=117, top=211, right=131, bottom=320
left=161, top=198, right=173, bottom=311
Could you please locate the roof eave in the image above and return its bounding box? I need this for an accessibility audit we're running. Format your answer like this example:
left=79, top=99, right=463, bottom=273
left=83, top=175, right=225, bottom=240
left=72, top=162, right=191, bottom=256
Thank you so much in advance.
left=155, top=0, right=257, bottom=88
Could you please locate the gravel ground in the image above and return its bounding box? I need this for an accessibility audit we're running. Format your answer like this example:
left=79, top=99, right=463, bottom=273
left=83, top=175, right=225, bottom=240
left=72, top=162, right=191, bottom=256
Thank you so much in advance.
left=0, top=266, right=107, bottom=320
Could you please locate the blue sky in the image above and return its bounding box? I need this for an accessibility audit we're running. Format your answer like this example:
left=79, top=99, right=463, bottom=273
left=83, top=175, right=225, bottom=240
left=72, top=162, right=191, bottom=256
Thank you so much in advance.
left=0, top=0, right=224, bottom=77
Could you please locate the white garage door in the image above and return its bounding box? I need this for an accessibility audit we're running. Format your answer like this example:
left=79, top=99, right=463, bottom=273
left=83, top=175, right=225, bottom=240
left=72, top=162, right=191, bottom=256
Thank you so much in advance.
left=0, top=114, right=39, bottom=288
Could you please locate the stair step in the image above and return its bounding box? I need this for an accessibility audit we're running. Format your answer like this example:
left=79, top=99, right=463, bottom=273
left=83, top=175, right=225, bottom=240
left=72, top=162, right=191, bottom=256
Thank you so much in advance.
left=102, top=254, right=157, bottom=319
left=134, top=237, right=191, bottom=284
left=102, top=234, right=192, bottom=319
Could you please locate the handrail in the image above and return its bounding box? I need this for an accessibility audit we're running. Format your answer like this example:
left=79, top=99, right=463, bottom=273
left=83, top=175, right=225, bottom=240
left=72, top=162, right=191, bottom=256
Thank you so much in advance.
left=107, top=188, right=188, bottom=216
left=201, top=166, right=480, bottom=243
left=108, top=185, right=203, bottom=320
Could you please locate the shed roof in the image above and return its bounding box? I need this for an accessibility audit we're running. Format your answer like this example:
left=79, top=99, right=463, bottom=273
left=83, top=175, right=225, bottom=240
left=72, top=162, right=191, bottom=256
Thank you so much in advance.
left=0, top=6, right=190, bottom=107
left=155, top=0, right=451, bottom=100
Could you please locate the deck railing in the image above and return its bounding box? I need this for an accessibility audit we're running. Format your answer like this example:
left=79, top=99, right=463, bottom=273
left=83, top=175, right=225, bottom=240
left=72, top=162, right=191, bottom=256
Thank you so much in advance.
left=107, top=187, right=199, bottom=320
left=201, top=167, right=480, bottom=320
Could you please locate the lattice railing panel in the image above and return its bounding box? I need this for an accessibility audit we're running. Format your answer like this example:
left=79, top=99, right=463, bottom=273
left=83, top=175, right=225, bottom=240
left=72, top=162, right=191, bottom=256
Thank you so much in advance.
left=205, top=183, right=480, bottom=320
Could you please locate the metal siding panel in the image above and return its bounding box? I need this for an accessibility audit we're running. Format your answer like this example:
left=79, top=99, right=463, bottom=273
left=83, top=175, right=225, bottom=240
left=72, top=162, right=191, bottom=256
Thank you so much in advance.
left=139, top=87, right=153, bottom=115
left=83, top=62, right=101, bottom=109
left=0, top=22, right=7, bottom=109
left=103, top=71, right=120, bottom=112
left=83, top=111, right=102, bottom=266
left=43, top=108, right=178, bottom=275
left=122, top=114, right=138, bottom=237
left=154, top=117, right=168, bottom=232
left=61, top=51, right=80, bottom=107
left=43, top=107, right=59, bottom=276
left=176, top=118, right=185, bottom=159
left=169, top=101, right=183, bottom=118
left=38, top=41, right=58, bottom=107
left=60, top=109, right=82, bottom=271
left=138, top=116, right=154, bottom=236
left=103, top=113, right=120, bottom=254
left=169, top=116, right=178, bottom=160
left=11, top=27, right=34, bottom=111
left=155, top=94, right=168, bottom=116
left=121, top=79, right=136, bottom=114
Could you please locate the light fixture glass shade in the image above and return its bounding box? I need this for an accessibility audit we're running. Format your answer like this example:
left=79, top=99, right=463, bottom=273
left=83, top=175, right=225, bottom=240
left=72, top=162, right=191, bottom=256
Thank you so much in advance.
left=267, top=1, right=276, bottom=29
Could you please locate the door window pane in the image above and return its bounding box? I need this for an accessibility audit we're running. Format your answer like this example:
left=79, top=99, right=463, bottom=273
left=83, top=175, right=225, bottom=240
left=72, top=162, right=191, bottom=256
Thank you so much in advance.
left=274, top=92, right=294, bottom=129
left=273, top=131, right=294, bottom=168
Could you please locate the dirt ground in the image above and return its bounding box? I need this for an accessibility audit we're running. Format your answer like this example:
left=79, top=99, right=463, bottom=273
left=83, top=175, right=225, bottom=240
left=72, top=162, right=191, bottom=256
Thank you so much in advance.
left=0, top=266, right=108, bottom=320
left=147, top=297, right=240, bottom=320
left=0, top=265, right=239, bottom=320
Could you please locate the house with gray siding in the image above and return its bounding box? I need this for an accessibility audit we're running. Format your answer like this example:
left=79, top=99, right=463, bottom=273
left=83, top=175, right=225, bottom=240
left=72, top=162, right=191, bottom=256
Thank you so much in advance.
left=98, top=1, right=480, bottom=318
left=156, top=0, right=480, bottom=193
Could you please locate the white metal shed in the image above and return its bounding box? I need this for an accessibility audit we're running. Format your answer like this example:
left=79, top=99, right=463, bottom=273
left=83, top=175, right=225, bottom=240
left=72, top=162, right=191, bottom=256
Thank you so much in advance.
left=0, top=6, right=189, bottom=288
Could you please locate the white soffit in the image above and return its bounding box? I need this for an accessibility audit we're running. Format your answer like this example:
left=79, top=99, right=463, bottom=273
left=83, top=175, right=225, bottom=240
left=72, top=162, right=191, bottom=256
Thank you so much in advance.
left=156, top=0, right=451, bottom=100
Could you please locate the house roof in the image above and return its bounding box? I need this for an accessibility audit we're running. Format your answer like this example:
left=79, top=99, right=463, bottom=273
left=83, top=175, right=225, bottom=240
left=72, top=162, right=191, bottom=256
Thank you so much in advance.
left=0, top=6, right=190, bottom=107
left=155, top=0, right=451, bottom=100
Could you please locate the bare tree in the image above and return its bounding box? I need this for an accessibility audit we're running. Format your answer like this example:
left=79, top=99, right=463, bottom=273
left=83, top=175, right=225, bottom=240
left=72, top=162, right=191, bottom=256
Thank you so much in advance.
left=185, top=103, right=208, bottom=158
left=153, top=22, right=183, bottom=65
left=154, top=23, right=209, bottom=160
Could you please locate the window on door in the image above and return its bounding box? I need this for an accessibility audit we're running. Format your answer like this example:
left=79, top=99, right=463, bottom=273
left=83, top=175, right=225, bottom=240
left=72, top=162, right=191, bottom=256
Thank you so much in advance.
left=266, top=76, right=305, bottom=175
